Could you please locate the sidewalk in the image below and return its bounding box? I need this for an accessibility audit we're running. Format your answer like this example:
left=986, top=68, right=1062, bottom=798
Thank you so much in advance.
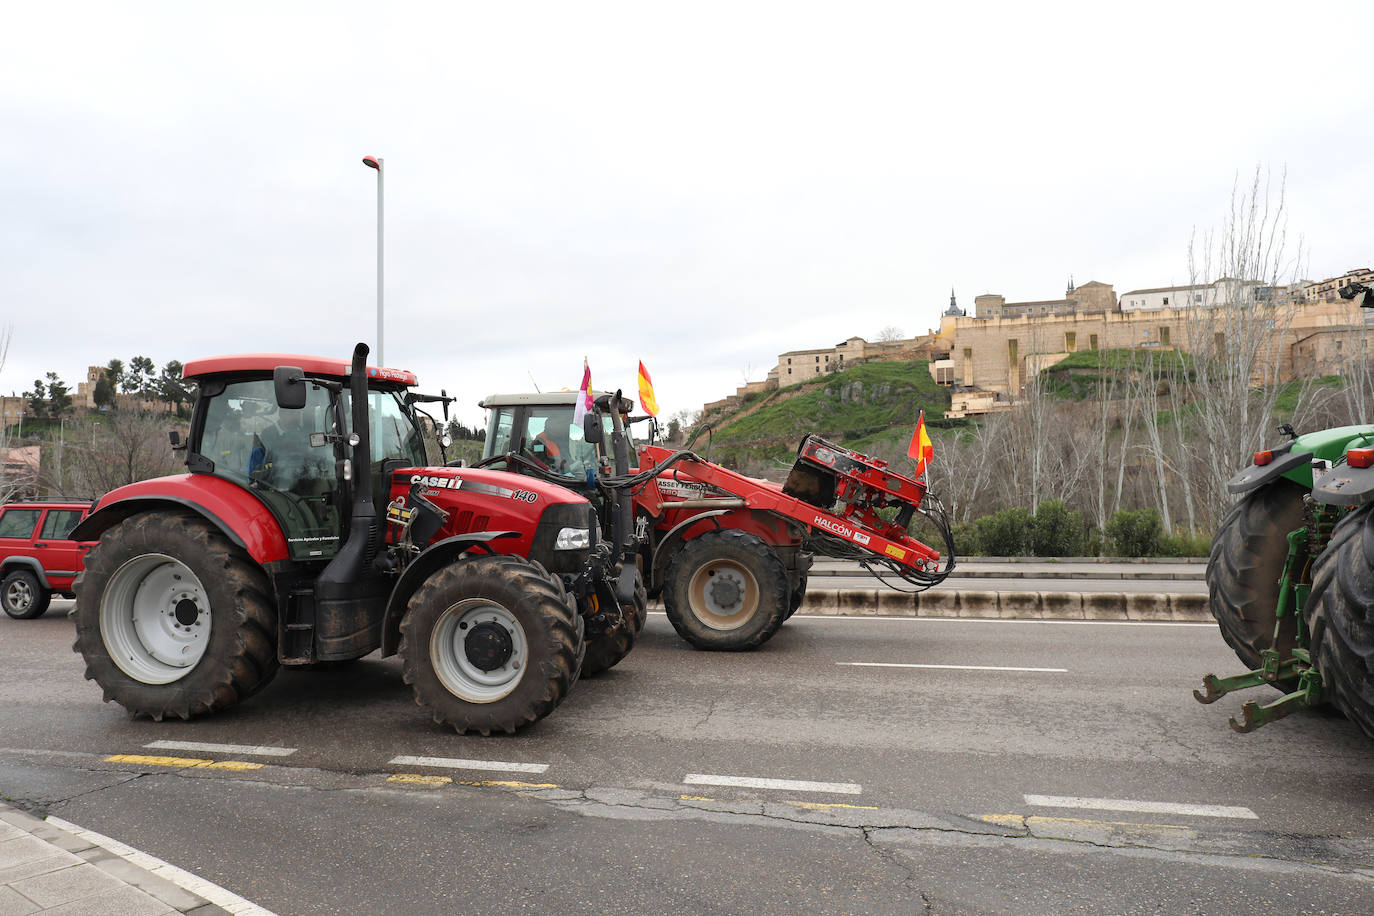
left=0, top=803, right=270, bottom=916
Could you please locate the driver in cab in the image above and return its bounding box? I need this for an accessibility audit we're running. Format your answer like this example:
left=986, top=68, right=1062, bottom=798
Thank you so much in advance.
left=530, top=416, right=572, bottom=473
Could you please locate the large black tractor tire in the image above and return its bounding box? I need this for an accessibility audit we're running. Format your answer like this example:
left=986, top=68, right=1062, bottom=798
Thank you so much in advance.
left=1206, top=478, right=1307, bottom=682
left=786, top=573, right=808, bottom=620
left=581, top=568, right=647, bottom=677
left=662, top=529, right=788, bottom=651
left=72, top=511, right=279, bottom=720
left=1305, top=504, right=1374, bottom=739
left=3, top=569, right=51, bottom=619
left=399, top=554, right=582, bottom=735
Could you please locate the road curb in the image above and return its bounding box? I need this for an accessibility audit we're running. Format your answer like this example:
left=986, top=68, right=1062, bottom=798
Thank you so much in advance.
left=790, top=588, right=1212, bottom=622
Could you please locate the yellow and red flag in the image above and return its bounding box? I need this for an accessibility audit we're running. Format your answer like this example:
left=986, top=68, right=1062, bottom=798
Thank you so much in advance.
left=907, top=410, right=933, bottom=476
left=637, top=361, right=659, bottom=417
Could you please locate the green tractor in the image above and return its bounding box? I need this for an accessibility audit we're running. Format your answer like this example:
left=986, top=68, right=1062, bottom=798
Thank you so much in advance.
left=1198, top=281, right=1374, bottom=736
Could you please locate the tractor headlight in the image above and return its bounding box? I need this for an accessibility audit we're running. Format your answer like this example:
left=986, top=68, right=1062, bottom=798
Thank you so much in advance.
left=554, top=527, right=591, bottom=550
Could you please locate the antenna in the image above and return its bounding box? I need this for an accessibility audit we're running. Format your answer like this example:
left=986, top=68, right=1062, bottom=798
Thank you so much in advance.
left=527, top=371, right=541, bottom=393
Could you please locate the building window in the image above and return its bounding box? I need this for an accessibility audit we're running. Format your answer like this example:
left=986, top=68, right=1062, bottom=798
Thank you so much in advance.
left=824, top=355, right=828, bottom=362
left=1008, top=339, right=1019, bottom=365
left=787, top=368, right=792, bottom=375
left=787, top=358, right=792, bottom=365
left=1194, top=294, right=1203, bottom=304
left=1160, top=326, right=1171, bottom=346
left=1090, top=334, right=1099, bottom=349
left=815, top=356, right=819, bottom=363
left=1163, top=296, right=1170, bottom=306
left=1065, top=332, right=1077, bottom=352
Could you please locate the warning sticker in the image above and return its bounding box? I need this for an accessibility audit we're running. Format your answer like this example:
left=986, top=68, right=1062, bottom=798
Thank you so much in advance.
left=885, top=544, right=907, bottom=561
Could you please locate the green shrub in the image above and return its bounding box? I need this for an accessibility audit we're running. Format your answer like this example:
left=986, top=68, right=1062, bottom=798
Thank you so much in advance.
left=952, top=522, right=981, bottom=557
left=972, top=507, right=1034, bottom=557
left=1032, top=500, right=1085, bottom=557
left=1105, top=508, right=1163, bottom=557
left=1159, top=530, right=1212, bottom=557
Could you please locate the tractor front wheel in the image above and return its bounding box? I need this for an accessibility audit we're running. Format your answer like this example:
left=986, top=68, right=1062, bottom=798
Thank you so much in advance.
left=72, top=511, right=279, bottom=720
left=663, top=530, right=788, bottom=651
left=400, top=554, right=582, bottom=735
left=1305, top=504, right=1374, bottom=739
left=1205, top=478, right=1306, bottom=684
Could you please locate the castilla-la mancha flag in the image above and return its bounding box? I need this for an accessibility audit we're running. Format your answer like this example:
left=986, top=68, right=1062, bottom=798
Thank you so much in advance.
left=637, top=361, right=659, bottom=417
left=573, top=359, right=592, bottom=427
left=908, top=411, right=933, bottom=476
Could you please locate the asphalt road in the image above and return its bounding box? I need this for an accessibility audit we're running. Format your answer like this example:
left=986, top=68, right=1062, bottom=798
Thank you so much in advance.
left=2, top=601, right=1371, bottom=914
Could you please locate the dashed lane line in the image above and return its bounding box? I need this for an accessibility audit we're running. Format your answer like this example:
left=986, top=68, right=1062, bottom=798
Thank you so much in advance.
left=1025, top=794, right=1258, bottom=820
left=684, top=774, right=862, bottom=795
left=144, top=740, right=297, bottom=757
left=388, top=754, right=550, bottom=774
left=838, top=662, right=1068, bottom=673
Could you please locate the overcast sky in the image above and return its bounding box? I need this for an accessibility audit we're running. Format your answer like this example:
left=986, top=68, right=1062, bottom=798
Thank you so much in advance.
left=3, top=1, right=1372, bottom=427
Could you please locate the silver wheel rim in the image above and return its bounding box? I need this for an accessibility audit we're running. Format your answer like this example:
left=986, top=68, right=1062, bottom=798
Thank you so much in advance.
left=687, top=559, right=760, bottom=630
left=100, top=554, right=212, bottom=684
left=430, top=598, right=528, bottom=703
left=6, top=577, right=33, bottom=612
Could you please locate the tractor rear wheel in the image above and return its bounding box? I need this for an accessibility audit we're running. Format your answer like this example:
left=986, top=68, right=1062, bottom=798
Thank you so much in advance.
left=400, top=554, right=581, bottom=735
left=581, top=567, right=647, bottom=677
left=1206, top=478, right=1306, bottom=684
left=72, top=511, right=279, bottom=720
left=3, top=570, right=51, bottom=619
left=663, top=529, right=788, bottom=651
left=786, top=573, right=808, bottom=620
left=1305, top=504, right=1374, bottom=739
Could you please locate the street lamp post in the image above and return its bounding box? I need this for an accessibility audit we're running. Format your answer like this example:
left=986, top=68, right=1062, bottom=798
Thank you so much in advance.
left=362, top=155, right=384, bottom=365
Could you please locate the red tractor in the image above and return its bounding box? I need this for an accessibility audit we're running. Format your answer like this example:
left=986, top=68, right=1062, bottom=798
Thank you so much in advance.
left=478, top=391, right=954, bottom=651
left=70, top=344, right=615, bottom=734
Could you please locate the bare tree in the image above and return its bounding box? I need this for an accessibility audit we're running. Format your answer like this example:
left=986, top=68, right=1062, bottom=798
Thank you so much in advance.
left=62, top=412, right=186, bottom=498
left=877, top=326, right=905, bottom=342
left=1179, top=166, right=1307, bottom=529
left=0, top=325, right=38, bottom=502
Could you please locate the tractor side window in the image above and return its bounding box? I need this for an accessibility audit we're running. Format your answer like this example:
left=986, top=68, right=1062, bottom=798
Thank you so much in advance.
left=202, top=380, right=342, bottom=560
left=483, top=408, right=515, bottom=462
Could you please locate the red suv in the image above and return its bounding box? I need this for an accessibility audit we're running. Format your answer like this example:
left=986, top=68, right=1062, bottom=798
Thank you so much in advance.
left=0, top=500, right=95, bottom=619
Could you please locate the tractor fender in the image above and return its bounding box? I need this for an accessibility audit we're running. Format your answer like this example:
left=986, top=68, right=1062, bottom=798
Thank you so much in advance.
left=649, top=509, right=733, bottom=582
left=1226, top=443, right=1305, bottom=494
left=1314, top=464, right=1374, bottom=507
left=68, top=474, right=290, bottom=566
left=379, top=531, right=520, bottom=657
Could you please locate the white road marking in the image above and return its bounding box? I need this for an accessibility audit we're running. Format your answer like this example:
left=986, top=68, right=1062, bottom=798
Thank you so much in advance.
left=45, top=815, right=278, bottom=915
left=144, top=740, right=297, bottom=757
left=838, top=662, right=1068, bottom=673
left=1024, top=794, right=1258, bottom=820
left=388, top=755, right=549, bottom=774
left=645, top=611, right=1213, bottom=628
left=684, top=774, right=862, bottom=795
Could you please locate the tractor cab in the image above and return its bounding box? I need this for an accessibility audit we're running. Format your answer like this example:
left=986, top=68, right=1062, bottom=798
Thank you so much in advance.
left=479, top=391, right=637, bottom=481
left=183, top=354, right=434, bottom=562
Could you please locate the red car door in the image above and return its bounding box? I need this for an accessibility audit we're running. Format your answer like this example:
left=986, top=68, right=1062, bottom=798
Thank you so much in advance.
left=35, top=508, right=90, bottom=592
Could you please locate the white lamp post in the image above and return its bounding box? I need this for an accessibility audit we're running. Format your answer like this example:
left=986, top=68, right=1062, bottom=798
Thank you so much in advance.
left=362, top=155, right=384, bottom=365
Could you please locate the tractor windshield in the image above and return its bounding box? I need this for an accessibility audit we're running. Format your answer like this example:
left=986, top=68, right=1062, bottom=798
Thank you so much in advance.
left=481, top=404, right=629, bottom=476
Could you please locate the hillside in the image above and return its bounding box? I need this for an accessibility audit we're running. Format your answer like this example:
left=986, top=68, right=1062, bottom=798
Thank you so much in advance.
left=692, top=360, right=950, bottom=471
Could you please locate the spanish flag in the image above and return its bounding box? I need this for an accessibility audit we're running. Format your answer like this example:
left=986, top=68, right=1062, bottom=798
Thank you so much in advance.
left=637, top=361, right=659, bottom=417
left=908, top=411, right=933, bottom=476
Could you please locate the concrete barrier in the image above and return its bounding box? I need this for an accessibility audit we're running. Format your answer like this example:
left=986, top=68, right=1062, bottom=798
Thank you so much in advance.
left=998, top=591, right=1043, bottom=619
left=916, top=590, right=960, bottom=618
left=957, top=590, right=1001, bottom=619
left=1125, top=593, right=1173, bottom=621
left=1040, top=592, right=1084, bottom=620
left=1170, top=593, right=1210, bottom=622
left=1081, top=593, right=1127, bottom=620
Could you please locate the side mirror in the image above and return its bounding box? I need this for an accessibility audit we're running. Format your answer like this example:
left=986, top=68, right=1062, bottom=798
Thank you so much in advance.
left=583, top=412, right=604, bottom=447
left=274, top=366, right=308, bottom=409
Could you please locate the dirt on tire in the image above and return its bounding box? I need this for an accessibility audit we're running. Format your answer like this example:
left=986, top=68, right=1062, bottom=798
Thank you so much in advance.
left=1305, top=504, right=1374, bottom=739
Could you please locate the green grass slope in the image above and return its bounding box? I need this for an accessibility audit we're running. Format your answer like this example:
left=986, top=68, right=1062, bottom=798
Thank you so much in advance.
left=696, top=360, right=950, bottom=468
